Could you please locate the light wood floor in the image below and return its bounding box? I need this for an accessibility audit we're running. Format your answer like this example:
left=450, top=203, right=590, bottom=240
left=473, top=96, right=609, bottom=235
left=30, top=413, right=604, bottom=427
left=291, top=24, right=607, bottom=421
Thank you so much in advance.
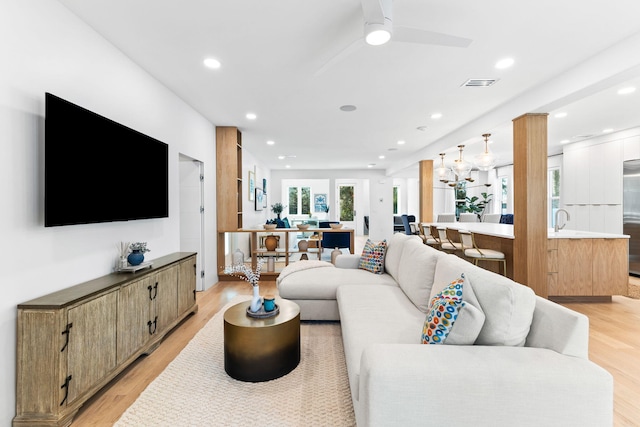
left=71, top=279, right=640, bottom=426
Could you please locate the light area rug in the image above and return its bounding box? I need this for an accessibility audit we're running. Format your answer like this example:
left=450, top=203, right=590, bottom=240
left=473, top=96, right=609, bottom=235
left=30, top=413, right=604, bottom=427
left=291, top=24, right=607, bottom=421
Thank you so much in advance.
left=115, top=296, right=356, bottom=427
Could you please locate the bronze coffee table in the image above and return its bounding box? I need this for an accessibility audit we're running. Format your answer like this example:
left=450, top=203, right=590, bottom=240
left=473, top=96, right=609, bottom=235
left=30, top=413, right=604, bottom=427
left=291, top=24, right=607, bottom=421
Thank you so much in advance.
left=223, top=298, right=300, bottom=382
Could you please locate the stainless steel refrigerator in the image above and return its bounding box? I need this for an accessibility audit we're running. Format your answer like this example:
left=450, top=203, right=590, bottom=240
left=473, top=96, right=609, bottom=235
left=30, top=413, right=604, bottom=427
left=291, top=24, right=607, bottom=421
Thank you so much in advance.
left=624, top=160, right=640, bottom=276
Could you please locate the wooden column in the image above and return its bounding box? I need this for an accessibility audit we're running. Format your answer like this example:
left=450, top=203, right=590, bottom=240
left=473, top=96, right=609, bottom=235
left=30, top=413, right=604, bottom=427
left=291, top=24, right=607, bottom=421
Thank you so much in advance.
left=513, top=113, right=548, bottom=297
left=419, top=160, right=434, bottom=223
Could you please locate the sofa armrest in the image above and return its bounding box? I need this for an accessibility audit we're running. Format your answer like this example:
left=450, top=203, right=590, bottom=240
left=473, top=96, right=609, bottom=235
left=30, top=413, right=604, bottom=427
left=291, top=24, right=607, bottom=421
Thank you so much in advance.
left=358, top=344, right=612, bottom=427
left=334, top=254, right=361, bottom=269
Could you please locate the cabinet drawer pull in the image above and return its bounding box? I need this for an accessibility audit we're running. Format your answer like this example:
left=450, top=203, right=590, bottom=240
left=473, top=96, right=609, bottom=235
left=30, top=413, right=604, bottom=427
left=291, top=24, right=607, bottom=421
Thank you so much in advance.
left=148, top=316, right=158, bottom=335
left=60, top=375, right=72, bottom=406
left=60, top=323, right=73, bottom=352
left=148, top=283, right=159, bottom=301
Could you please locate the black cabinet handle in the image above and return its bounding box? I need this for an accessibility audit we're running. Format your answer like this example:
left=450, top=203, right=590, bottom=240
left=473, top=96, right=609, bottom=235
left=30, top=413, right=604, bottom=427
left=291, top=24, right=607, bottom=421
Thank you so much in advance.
left=148, top=285, right=153, bottom=301
left=147, top=316, right=157, bottom=335
left=153, top=282, right=158, bottom=300
left=60, top=323, right=73, bottom=352
left=60, top=375, right=72, bottom=406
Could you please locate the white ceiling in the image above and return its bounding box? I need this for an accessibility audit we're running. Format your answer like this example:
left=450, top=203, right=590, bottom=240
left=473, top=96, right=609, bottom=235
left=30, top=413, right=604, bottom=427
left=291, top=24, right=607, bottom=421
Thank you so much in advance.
left=56, top=0, right=640, bottom=177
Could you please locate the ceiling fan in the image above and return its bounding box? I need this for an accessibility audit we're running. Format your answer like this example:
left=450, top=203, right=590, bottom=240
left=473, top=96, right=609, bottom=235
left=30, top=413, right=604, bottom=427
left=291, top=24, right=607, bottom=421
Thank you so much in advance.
left=315, top=0, right=472, bottom=75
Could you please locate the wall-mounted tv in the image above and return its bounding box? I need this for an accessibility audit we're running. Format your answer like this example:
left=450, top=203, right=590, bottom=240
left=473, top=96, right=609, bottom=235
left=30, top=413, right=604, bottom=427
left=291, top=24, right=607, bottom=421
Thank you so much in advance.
left=45, top=92, right=169, bottom=227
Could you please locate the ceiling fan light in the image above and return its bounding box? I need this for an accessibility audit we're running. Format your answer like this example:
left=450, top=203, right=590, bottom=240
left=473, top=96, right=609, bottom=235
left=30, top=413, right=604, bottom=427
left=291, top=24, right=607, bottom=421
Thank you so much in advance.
left=365, top=21, right=392, bottom=46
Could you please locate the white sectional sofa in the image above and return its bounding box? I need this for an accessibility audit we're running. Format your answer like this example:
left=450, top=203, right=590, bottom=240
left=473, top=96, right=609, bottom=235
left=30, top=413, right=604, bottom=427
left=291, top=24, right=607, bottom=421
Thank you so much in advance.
left=277, top=233, right=613, bottom=427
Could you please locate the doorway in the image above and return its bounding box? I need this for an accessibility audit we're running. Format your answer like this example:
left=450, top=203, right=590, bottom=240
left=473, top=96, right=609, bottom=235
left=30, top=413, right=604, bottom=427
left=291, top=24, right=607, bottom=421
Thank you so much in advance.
left=179, top=155, right=205, bottom=291
left=338, top=183, right=356, bottom=230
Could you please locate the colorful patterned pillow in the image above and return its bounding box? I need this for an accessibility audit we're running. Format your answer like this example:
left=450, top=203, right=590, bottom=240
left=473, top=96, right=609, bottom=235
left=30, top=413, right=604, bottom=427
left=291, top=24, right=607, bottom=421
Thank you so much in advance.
left=421, top=275, right=465, bottom=344
left=358, top=239, right=387, bottom=274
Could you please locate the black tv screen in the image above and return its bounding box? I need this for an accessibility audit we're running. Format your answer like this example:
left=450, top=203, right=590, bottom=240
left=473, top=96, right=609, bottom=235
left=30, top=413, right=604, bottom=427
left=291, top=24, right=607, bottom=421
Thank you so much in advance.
left=45, top=93, right=169, bottom=227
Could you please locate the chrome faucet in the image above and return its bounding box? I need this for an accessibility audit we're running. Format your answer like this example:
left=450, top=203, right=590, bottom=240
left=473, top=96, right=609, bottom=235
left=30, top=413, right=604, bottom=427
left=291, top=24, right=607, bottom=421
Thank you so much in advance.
left=554, top=208, right=570, bottom=232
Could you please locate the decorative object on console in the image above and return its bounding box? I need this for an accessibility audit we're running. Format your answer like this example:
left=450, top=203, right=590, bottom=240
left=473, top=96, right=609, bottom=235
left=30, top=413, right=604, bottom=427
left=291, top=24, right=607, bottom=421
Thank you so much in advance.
left=271, top=202, right=285, bottom=219
left=358, top=239, right=387, bottom=274
left=117, top=241, right=130, bottom=269
left=265, top=235, right=278, bottom=251
left=297, top=223, right=310, bottom=230
left=298, top=240, right=309, bottom=252
left=329, top=223, right=344, bottom=229
left=232, top=248, right=245, bottom=265
left=224, top=258, right=264, bottom=313
left=128, top=242, right=150, bottom=266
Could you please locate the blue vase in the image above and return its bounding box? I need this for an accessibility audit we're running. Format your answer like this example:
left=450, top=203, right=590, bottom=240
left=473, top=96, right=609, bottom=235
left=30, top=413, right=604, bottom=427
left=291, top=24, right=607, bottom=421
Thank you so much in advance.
left=127, top=250, right=144, bottom=266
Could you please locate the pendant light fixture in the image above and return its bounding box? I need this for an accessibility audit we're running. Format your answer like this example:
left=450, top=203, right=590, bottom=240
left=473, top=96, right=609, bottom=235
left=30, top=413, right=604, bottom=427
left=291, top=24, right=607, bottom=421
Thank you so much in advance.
left=474, top=133, right=497, bottom=171
left=450, top=145, right=472, bottom=180
left=436, top=153, right=450, bottom=183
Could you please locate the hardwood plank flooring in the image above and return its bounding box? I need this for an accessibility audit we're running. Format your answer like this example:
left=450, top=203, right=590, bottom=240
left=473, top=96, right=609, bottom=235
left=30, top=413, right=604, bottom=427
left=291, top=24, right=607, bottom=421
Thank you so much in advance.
left=71, top=279, right=640, bottom=426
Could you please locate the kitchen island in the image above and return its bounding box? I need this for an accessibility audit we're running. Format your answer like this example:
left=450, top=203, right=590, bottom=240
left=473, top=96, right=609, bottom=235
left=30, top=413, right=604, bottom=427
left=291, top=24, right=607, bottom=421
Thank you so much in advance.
left=422, top=222, right=629, bottom=301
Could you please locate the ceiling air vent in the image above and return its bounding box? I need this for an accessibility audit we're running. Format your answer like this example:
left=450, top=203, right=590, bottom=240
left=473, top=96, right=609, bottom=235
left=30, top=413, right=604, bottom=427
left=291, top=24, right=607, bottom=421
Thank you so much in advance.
left=462, top=78, right=498, bottom=87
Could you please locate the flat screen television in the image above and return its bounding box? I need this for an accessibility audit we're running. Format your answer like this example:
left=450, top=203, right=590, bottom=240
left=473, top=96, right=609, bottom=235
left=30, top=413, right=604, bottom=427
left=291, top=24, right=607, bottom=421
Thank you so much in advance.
left=45, top=92, right=169, bottom=227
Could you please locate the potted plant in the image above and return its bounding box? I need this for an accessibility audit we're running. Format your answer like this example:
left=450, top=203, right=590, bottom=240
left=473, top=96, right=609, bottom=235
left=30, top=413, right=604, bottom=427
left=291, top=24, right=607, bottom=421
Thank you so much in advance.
left=128, top=242, right=150, bottom=266
left=271, top=202, right=285, bottom=219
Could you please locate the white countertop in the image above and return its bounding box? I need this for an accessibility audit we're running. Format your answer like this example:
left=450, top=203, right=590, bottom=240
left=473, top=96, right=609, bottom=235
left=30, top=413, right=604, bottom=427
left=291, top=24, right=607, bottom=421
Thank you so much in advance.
left=422, top=222, right=629, bottom=239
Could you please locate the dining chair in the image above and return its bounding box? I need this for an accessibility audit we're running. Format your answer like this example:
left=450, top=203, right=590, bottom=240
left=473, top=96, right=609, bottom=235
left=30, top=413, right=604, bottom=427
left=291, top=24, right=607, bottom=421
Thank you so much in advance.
left=425, top=224, right=442, bottom=249
left=458, top=213, right=479, bottom=223
left=482, top=213, right=502, bottom=223
left=458, top=230, right=507, bottom=275
left=436, top=213, right=456, bottom=222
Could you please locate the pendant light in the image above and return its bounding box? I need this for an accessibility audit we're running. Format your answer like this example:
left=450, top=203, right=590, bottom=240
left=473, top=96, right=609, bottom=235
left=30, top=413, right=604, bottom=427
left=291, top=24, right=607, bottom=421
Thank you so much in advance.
left=436, top=153, right=450, bottom=183
left=474, top=133, right=497, bottom=171
left=450, top=145, right=472, bottom=180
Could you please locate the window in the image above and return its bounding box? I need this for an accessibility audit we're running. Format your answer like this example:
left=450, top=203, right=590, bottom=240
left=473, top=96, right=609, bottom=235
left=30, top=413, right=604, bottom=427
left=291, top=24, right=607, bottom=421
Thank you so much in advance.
left=500, top=177, right=509, bottom=214
left=287, top=186, right=310, bottom=215
left=548, top=168, right=561, bottom=228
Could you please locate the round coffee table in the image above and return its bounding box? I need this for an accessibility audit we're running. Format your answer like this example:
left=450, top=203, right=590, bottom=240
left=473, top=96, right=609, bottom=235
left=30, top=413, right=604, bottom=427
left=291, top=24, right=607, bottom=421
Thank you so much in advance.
left=223, top=298, right=300, bottom=382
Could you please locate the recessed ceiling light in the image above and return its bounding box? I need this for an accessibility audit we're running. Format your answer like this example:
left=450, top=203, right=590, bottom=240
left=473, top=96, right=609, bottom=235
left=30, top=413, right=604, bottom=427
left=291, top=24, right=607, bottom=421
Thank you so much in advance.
left=560, top=139, right=570, bottom=144
left=378, top=155, right=385, bottom=159
left=203, top=58, right=221, bottom=69
left=246, top=113, right=257, bottom=120
left=431, top=113, right=442, bottom=119
left=278, top=155, right=285, bottom=160
left=340, top=105, right=357, bottom=112
left=266, top=140, right=275, bottom=145
left=618, top=86, right=636, bottom=95
left=495, top=58, right=514, bottom=69
left=367, top=163, right=376, bottom=168
left=602, top=128, right=614, bottom=133
left=285, top=165, right=291, bottom=168
left=397, top=140, right=406, bottom=145
left=554, top=112, right=568, bottom=118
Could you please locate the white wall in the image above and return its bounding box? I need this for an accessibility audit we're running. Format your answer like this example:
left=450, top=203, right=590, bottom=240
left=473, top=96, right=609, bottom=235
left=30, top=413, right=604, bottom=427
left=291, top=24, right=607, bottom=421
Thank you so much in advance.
left=0, top=1, right=217, bottom=423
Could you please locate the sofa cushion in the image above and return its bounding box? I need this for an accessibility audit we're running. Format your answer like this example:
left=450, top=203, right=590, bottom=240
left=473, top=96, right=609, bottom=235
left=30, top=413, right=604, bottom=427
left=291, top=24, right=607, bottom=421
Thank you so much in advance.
left=278, top=267, right=398, bottom=300
left=383, top=233, right=415, bottom=282
left=421, top=275, right=465, bottom=344
left=443, top=274, right=485, bottom=345
left=432, top=253, right=536, bottom=347
left=396, top=239, right=443, bottom=313
left=358, top=239, right=387, bottom=274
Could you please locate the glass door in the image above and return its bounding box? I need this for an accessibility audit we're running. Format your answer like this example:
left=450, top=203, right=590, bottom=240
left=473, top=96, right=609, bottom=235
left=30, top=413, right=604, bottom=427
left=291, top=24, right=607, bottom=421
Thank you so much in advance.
left=338, top=184, right=356, bottom=230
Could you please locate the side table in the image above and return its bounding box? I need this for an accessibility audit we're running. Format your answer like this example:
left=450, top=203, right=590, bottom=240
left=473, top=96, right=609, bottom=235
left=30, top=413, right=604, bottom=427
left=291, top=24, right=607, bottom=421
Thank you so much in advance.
left=223, top=298, right=300, bottom=382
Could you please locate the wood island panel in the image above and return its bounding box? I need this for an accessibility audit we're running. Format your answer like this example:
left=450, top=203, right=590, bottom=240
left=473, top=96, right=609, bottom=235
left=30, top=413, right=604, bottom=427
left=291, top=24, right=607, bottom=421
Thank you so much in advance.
left=554, top=239, right=593, bottom=296
left=592, top=238, right=629, bottom=296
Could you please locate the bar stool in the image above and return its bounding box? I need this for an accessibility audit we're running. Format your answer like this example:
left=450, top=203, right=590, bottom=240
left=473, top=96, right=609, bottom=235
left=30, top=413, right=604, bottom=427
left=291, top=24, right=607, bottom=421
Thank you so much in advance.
left=438, top=227, right=463, bottom=253
left=421, top=224, right=441, bottom=249
left=458, top=230, right=507, bottom=276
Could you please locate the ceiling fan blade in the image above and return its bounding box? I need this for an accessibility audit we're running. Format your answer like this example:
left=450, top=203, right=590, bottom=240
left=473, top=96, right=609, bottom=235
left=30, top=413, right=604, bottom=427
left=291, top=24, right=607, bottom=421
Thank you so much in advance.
left=394, top=26, right=472, bottom=48
left=360, top=0, right=387, bottom=24
left=314, top=37, right=365, bottom=77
